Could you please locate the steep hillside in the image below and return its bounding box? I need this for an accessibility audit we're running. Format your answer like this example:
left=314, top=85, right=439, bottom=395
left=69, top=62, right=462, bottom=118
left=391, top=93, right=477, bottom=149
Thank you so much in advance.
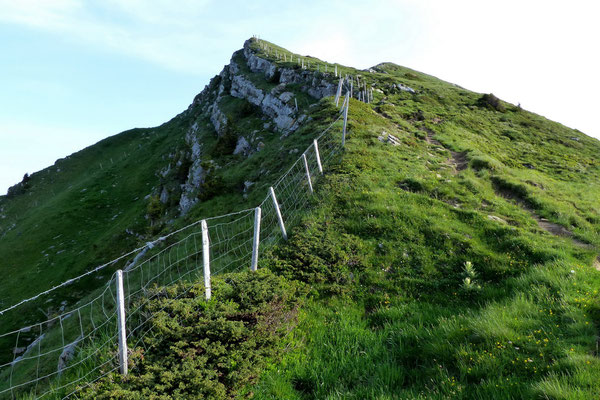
left=2, top=37, right=600, bottom=399
left=0, top=38, right=341, bottom=342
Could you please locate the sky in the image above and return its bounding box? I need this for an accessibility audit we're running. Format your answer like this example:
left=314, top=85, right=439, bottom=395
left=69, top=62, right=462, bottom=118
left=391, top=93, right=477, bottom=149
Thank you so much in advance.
left=0, top=0, right=598, bottom=195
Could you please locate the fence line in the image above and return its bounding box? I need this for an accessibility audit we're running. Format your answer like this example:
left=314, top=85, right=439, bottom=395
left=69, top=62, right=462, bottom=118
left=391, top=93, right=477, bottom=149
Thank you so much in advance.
left=0, top=94, right=351, bottom=399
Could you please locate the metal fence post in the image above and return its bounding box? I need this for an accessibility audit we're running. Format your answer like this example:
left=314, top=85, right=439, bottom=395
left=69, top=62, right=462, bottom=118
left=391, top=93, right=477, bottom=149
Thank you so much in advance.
left=251, top=207, right=261, bottom=271
left=270, top=187, right=287, bottom=240
left=314, top=139, right=323, bottom=175
left=201, top=220, right=211, bottom=300
left=116, top=270, right=128, bottom=376
left=342, top=93, right=349, bottom=147
left=302, top=153, right=313, bottom=194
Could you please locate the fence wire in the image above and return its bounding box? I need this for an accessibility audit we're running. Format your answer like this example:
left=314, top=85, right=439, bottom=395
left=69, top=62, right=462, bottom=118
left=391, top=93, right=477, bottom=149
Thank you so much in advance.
left=0, top=97, right=348, bottom=400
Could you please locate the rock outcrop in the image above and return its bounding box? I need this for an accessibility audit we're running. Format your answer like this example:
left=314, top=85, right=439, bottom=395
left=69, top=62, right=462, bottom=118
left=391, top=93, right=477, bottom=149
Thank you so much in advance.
left=173, top=38, right=340, bottom=216
left=189, top=38, right=337, bottom=137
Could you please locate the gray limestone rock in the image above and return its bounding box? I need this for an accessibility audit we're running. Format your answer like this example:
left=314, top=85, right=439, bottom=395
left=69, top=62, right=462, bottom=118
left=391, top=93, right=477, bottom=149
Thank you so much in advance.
left=160, top=187, right=169, bottom=204
left=279, top=91, right=294, bottom=103
left=179, top=192, right=197, bottom=215
left=231, top=75, right=265, bottom=106
left=57, top=336, right=83, bottom=375
left=210, top=101, right=228, bottom=136
left=395, top=83, right=416, bottom=93
left=233, top=136, right=251, bottom=156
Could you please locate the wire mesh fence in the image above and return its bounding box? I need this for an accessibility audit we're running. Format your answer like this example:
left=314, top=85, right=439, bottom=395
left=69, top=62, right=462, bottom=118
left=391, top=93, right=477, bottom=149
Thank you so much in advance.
left=0, top=96, right=350, bottom=400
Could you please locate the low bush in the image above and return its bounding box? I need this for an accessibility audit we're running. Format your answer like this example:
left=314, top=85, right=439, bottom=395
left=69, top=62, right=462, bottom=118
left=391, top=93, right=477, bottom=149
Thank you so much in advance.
left=76, top=270, right=305, bottom=400
left=478, top=93, right=505, bottom=112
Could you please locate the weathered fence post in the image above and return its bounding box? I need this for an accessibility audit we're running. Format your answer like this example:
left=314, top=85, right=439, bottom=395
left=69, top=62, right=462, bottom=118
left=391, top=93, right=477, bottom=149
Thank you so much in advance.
left=302, top=153, right=313, bottom=194
left=342, top=93, right=349, bottom=147
left=314, top=139, right=323, bottom=175
left=269, top=187, right=287, bottom=240
left=335, top=78, right=343, bottom=107
left=116, top=270, right=128, bottom=376
left=201, top=219, right=211, bottom=300
left=251, top=207, right=261, bottom=271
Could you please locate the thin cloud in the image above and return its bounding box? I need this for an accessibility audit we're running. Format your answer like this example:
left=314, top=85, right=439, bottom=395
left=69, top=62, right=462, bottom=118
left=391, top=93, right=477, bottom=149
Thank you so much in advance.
left=0, top=0, right=222, bottom=74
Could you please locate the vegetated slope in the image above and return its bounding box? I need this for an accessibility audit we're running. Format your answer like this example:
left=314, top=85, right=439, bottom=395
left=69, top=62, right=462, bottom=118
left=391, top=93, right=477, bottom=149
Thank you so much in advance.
left=81, top=53, right=600, bottom=398
left=4, top=37, right=600, bottom=399
left=248, top=72, right=600, bottom=397
left=0, top=38, right=342, bottom=365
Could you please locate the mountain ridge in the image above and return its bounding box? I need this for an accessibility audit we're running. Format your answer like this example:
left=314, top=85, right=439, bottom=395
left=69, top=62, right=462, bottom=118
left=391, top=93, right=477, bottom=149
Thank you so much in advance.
left=2, top=37, right=600, bottom=399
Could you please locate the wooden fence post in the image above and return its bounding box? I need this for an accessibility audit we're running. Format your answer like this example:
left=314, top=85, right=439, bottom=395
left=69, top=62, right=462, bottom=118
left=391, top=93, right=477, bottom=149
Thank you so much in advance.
left=116, top=270, right=128, bottom=376
left=201, top=220, right=211, bottom=300
left=269, top=187, right=287, bottom=240
left=314, top=139, right=323, bottom=175
left=251, top=207, right=261, bottom=271
left=302, top=153, right=313, bottom=194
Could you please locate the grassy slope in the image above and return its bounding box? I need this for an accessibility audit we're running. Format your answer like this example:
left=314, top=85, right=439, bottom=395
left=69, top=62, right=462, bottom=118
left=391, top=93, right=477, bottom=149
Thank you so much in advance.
left=3, top=38, right=600, bottom=398
left=72, top=58, right=600, bottom=398
left=248, top=65, right=600, bottom=399
left=0, top=38, right=346, bottom=393
left=0, top=122, right=184, bottom=326
left=0, top=39, right=342, bottom=328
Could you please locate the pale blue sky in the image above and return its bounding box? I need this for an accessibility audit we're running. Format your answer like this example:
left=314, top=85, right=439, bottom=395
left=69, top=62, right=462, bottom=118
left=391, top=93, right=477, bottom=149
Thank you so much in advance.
left=1, top=0, right=598, bottom=194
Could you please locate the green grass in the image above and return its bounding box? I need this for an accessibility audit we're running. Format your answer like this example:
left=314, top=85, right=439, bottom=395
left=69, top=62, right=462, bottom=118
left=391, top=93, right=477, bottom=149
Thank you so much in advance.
left=249, top=92, right=600, bottom=398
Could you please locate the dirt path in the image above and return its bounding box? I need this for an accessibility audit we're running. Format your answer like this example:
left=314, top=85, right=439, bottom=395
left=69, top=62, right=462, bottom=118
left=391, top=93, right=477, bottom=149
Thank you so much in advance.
left=494, top=187, right=592, bottom=249
left=423, top=128, right=467, bottom=173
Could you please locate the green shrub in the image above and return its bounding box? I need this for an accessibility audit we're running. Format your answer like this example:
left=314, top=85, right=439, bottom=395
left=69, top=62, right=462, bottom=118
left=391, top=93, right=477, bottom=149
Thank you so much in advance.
left=477, top=93, right=505, bottom=112
left=198, top=173, right=225, bottom=201
left=213, top=124, right=238, bottom=156
left=267, top=68, right=281, bottom=84
left=238, top=100, right=256, bottom=118
left=76, top=270, right=305, bottom=400
left=146, top=194, right=163, bottom=221
left=263, top=222, right=367, bottom=295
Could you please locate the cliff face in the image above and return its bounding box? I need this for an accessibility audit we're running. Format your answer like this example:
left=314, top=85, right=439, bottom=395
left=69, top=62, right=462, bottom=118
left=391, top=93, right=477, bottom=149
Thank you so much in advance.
left=191, top=39, right=336, bottom=135
left=173, top=39, right=338, bottom=214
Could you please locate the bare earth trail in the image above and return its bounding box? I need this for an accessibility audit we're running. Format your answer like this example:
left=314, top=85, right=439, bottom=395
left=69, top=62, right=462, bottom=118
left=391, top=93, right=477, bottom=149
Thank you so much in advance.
left=422, top=127, right=597, bottom=263
left=422, top=128, right=468, bottom=174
